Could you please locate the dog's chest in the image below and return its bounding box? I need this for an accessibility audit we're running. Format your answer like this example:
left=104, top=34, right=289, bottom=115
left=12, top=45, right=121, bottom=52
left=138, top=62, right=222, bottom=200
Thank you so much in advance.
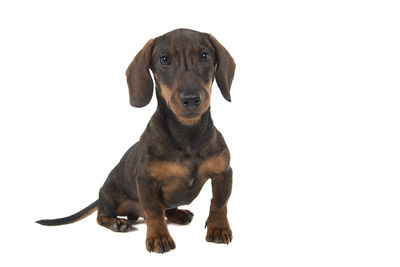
left=148, top=152, right=227, bottom=182
left=147, top=154, right=228, bottom=208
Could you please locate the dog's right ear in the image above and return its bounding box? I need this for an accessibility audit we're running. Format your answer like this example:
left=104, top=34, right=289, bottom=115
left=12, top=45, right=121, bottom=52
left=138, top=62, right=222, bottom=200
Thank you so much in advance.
left=126, top=39, right=154, bottom=107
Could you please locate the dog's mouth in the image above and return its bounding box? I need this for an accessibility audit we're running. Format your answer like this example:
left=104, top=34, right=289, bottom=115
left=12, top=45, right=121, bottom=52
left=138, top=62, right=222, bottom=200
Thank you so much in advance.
left=180, top=110, right=201, bottom=118
left=168, top=102, right=206, bottom=125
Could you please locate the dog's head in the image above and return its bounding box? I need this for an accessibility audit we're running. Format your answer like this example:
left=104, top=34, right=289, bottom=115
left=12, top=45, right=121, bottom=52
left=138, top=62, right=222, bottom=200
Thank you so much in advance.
left=126, top=29, right=235, bottom=125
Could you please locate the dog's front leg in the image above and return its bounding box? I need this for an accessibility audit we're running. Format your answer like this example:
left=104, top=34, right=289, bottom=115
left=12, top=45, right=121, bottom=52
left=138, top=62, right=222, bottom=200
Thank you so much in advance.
left=137, top=178, right=175, bottom=253
left=205, top=167, right=233, bottom=244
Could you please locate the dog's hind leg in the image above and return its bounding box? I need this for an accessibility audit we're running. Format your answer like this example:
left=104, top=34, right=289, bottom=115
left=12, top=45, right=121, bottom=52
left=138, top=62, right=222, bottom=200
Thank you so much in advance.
left=97, top=205, right=137, bottom=232
left=96, top=178, right=138, bottom=232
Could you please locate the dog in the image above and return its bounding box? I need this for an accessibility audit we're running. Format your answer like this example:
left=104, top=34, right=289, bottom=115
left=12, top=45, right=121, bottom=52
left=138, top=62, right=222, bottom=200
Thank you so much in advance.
left=37, top=28, right=235, bottom=253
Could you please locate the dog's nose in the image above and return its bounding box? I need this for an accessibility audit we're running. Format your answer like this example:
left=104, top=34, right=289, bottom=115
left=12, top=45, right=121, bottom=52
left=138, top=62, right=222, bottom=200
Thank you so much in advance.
left=180, top=93, right=202, bottom=108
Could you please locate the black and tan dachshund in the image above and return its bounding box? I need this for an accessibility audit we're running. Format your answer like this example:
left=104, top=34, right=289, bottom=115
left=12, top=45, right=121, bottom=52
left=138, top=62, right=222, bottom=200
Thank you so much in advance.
left=37, top=28, right=236, bottom=253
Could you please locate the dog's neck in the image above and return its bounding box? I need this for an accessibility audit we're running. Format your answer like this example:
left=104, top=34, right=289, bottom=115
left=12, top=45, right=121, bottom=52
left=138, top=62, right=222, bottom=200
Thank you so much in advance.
left=154, top=93, right=214, bottom=154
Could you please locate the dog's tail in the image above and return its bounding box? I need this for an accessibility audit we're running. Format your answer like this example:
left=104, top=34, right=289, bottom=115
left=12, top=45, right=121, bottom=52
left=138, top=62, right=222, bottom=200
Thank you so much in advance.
left=36, top=200, right=99, bottom=226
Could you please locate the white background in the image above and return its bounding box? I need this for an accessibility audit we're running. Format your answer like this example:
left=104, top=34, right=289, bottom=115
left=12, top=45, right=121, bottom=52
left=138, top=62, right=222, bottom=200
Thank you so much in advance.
left=1, top=0, right=399, bottom=266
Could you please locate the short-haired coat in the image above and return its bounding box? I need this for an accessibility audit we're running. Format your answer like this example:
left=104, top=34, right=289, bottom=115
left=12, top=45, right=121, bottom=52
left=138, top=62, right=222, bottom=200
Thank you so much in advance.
left=37, top=28, right=236, bottom=253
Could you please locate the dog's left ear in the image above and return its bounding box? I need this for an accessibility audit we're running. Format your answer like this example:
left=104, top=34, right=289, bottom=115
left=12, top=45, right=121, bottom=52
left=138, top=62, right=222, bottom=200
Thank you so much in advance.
left=126, top=39, right=154, bottom=107
left=209, top=34, right=236, bottom=102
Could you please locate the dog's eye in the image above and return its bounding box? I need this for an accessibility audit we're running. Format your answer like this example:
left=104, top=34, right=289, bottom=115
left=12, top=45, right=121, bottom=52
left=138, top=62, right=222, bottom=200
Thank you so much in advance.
left=199, top=52, right=209, bottom=63
left=160, top=56, right=171, bottom=65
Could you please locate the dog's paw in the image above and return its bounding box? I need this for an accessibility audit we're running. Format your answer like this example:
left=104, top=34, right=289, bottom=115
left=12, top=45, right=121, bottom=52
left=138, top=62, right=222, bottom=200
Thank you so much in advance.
left=98, top=215, right=136, bottom=232
left=146, top=233, right=176, bottom=253
left=166, top=209, right=194, bottom=225
left=205, top=215, right=232, bottom=244
left=109, top=218, right=136, bottom=232
left=205, top=226, right=232, bottom=244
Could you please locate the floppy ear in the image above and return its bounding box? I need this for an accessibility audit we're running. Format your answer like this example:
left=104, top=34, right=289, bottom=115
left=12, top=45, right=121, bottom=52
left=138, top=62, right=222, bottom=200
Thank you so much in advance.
left=209, top=34, right=236, bottom=102
left=125, top=39, right=154, bottom=107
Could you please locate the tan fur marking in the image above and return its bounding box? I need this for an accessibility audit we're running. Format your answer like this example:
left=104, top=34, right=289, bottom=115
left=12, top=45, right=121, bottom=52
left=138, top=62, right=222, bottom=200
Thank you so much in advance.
left=205, top=80, right=212, bottom=94
left=156, top=79, right=184, bottom=118
left=176, top=115, right=202, bottom=125
left=154, top=74, right=174, bottom=108
left=148, top=161, right=190, bottom=179
left=199, top=151, right=229, bottom=176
